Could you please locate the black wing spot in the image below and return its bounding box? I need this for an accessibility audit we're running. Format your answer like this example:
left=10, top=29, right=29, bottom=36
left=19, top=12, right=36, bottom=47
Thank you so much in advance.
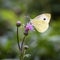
left=43, top=18, right=46, bottom=20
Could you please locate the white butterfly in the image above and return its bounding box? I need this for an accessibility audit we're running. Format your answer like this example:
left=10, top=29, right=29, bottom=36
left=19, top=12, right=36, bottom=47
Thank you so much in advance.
left=30, top=13, right=51, bottom=33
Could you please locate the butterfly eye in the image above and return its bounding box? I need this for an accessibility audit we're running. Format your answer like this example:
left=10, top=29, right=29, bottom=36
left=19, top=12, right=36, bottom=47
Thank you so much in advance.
left=43, top=18, right=46, bottom=20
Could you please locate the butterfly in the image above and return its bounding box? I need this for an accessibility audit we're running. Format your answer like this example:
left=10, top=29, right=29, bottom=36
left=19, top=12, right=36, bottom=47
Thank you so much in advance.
left=30, top=13, right=51, bottom=33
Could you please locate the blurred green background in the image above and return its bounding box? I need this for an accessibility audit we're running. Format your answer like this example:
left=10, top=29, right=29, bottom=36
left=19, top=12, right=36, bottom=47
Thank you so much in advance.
left=0, top=0, right=60, bottom=60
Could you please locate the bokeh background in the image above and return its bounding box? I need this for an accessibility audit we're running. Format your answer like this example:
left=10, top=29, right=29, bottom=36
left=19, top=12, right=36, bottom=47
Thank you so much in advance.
left=0, top=0, right=60, bottom=60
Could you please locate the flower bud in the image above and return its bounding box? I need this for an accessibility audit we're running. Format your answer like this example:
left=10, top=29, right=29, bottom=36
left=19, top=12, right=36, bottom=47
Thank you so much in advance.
left=24, top=45, right=29, bottom=50
left=16, top=21, right=21, bottom=27
left=24, top=30, right=28, bottom=36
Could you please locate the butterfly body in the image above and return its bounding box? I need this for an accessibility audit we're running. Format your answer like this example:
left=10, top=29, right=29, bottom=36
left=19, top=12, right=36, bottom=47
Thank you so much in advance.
left=30, top=13, right=51, bottom=33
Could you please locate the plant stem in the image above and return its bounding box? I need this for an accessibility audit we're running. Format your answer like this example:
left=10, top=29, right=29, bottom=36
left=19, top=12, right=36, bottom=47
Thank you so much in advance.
left=17, top=26, right=26, bottom=60
left=20, top=35, right=26, bottom=60
left=17, top=27, right=21, bottom=51
left=21, top=36, right=26, bottom=52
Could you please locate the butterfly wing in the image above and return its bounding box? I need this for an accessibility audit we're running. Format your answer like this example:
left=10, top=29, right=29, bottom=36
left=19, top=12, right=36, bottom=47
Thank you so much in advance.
left=33, top=13, right=51, bottom=23
left=30, top=13, right=51, bottom=33
left=30, top=19, right=49, bottom=32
